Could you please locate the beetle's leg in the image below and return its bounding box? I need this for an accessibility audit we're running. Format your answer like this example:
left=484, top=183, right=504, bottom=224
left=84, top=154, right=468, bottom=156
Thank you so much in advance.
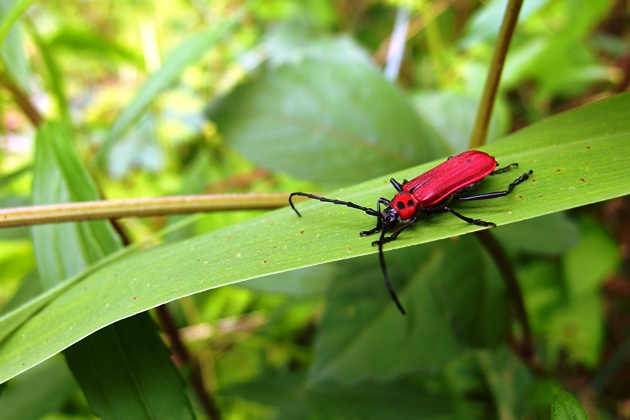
left=371, top=216, right=418, bottom=246
left=491, top=163, right=519, bottom=175
left=360, top=198, right=389, bottom=237
left=390, top=178, right=404, bottom=192
left=453, top=170, right=533, bottom=202
left=289, top=192, right=379, bottom=217
left=438, top=207, right=496, bottom=227
left=376, top=229, right=406, bottom=315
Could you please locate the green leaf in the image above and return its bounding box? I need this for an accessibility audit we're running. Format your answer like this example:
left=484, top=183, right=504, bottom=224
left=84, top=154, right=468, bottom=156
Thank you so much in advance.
left=1, top=93, right=630, bottom=384
left=48, top=27, right=144, bottom=67
left=31, top=123, right=122, bottom=289
left=29, top=122, right=195, bottom=419
left=65, top=313, right=195, bottom=420
left=546, top=216, right=619, bottom=366
left=476, top=346, right=534, bottom=419
left=411, top=91, right=510, bottom=152
left=209, top=38, right=448, bottom=183
left=461, top=0, right=549, bottom=47
left=551, top=391, right=588, bottom=420
left=494, top=213, right=579, bottom=256
left=310, top=236, right=508, bottom=383
left=96, top=15, right=241, bottom=166
left=220, top=372, right=456, bottom=419
left=0, top=356, right=78, bottom=420
left=0, top=0, right=31, bottom=91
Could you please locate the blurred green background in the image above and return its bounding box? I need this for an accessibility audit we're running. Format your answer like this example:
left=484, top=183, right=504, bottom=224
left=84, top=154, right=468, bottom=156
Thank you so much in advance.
left=0, top=0, right=628, bottom=419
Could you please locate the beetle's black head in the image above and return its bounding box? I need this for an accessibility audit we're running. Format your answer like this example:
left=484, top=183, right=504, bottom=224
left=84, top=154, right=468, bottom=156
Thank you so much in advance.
left=380, top=206, right=400, bottom=232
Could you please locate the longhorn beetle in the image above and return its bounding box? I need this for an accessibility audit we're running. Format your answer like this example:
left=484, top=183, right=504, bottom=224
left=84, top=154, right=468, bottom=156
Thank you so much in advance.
left=289, top=150, right=533, bottom=315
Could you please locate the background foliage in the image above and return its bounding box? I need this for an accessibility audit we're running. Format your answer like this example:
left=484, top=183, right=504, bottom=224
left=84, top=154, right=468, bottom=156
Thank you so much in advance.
left=0, top=0, right=629, bottom=419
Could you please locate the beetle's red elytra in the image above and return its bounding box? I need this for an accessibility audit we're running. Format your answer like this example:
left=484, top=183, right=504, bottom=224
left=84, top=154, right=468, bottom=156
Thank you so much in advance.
left=289, top=150, right=533, bottom=315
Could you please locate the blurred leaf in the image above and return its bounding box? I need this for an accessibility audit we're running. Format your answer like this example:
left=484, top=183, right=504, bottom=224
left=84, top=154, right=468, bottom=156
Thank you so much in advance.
left=107, top=116, right=164, bottom=178
left=261, top=26, right=373, bottom=68
left=26, top=22, right=71, bottom=124
left=209, top=37, right=448, bottom=183
left=0, top=0, right=33, bottom=45
left=502, top=0, right=614, bottom=98
left=518, top=261, right=564, bottom=335
left=0, top=164, right=30, bottom=190
left=31, top=122, right=195, bottom=419
left=0, top=356, right=78, bottom=420
left=461, top=0, right=550, bottom=47
left=97, top=14, right=242, bottom=166
left=551, top=391, right=588, bottom=420
left=546, top=216, right=619, bottom=366
left=0, top=0, right=31, bottom=91
left=494, top=212, right=579, bottom=256
left=310, top=237, right=507, bottom=383
left=308, top=380, right=454, bottom=420
left=49, top=27, right=144, bottom=67
left=1, top=93, right=630, bottom=384
left=310, top=245, right=461, bottom=383
left=220, top=372, right=456, bottom=420
left=411, top=91, right=510, bottom=153
left=563, top=216, right=619, bottom=298
left=548, top=292, right=602, bottom=366
left=476, top=346, right=534, bottom=420
left=1, top=271, right=40, bottom=315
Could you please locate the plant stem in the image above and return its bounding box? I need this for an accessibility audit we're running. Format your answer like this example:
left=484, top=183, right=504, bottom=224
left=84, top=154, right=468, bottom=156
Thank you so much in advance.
left=0, top=193, right=289, bottom=228
left=0, top=70, right=43, bottom=126
left=475, top=229, right=541, bottom=372
left=468, top=0, right=523, bottom=148
left=155, top=304, right=222, bottom=420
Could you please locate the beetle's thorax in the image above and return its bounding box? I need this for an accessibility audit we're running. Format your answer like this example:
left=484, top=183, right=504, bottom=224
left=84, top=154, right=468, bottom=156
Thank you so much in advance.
left=390, top=191, right=419, bottom=220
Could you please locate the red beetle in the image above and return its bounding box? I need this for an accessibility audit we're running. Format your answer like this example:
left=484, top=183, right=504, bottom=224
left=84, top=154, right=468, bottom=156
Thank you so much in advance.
left=289, top=150, right=533, bottom=314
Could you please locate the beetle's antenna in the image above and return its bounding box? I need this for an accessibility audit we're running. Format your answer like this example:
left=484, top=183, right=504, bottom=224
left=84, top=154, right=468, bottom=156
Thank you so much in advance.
left=377, top=230, right=406, bottom=315
left=289, top=192, right=380, bottom=218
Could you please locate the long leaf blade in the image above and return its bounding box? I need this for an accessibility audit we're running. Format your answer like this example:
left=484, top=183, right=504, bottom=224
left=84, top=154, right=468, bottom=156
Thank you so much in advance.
left=0, top=93, right=629, bottom=384
left=29, top=122, right=195, bottom=419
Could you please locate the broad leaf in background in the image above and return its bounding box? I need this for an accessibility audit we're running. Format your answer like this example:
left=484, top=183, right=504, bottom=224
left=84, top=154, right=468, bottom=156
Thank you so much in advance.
left=0, top=356, right=79, bottom=420
left=209, top=36, right=448, bottom=184
left=219, top=372, right=456, bottom=419
left=1, top=93, right=630, bottom=384
left=412, top=91, right=511, bottom=153
left=29, top=122, right=195, bottom=419
left=310, top=237, right=507, bottom=384
left=493, top=212, right=579, bottom=256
